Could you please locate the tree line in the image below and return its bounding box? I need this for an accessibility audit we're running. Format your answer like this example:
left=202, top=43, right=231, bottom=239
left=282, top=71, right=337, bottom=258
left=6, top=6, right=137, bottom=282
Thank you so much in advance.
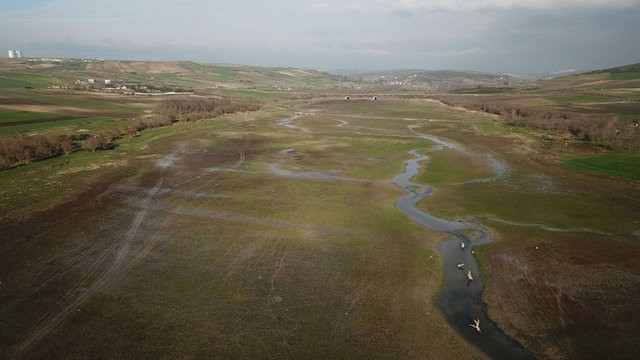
left=0, top=96, right=262, bottom=170
left=432, top=95, right=639, bottom=150
left=155, top=97, right=262, bottom=122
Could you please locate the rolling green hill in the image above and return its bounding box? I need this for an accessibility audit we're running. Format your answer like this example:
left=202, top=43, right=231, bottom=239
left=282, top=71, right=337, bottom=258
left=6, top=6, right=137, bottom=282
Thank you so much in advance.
left=0, top=59, right=345, bottom=91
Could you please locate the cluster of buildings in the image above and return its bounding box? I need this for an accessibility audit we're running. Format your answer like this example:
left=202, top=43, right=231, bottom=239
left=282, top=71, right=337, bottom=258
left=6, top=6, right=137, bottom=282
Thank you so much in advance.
left=7, top=49, right=23, bottom=58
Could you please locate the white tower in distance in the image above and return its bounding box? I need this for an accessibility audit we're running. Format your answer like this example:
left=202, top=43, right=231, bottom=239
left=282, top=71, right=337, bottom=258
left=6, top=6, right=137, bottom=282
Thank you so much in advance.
left=8, top=49, right=16, bottom=58
left=15, top=50, right=22, bottom=58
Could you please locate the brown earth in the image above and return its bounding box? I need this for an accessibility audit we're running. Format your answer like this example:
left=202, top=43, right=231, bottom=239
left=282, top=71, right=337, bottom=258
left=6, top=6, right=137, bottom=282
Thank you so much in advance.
left=0, top=111, right=481, bottom=359
left=423, top=103, right=640, bottom=359
left=85, top=61, right=196, bottom=75
left=480, top=229, right=640, bottom=359
left=2, top=96, right=638, bottom=359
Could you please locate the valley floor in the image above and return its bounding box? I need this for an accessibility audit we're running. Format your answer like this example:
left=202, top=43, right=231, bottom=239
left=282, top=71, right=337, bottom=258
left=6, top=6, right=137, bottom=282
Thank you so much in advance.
left=1, top=98, right=638, bottom=359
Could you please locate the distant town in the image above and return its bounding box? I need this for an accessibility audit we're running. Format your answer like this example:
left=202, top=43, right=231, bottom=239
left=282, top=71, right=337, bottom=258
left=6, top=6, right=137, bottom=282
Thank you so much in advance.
left=4, top=51, right=193, bottom=95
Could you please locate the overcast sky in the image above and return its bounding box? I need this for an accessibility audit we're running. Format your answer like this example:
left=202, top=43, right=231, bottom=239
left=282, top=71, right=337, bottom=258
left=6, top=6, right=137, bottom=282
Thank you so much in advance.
left=1, top=0, right=639, bottom=74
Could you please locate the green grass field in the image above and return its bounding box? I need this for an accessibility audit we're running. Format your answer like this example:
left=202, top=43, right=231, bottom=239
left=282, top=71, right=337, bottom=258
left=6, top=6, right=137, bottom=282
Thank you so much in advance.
left=0, top=73, right=63, bottom=88
left=547, top=94, right=615, bottom=104
left=2, top=90, right=142, bottom=113
left=0, top=116, right=128, bottom=136
left=0, top=109, right=62, bottom=123
left=415, top=148, right=494, bottom=186
left=608, top=71, right=640, bottom=80
left=560, top=154, right=640, bottom=180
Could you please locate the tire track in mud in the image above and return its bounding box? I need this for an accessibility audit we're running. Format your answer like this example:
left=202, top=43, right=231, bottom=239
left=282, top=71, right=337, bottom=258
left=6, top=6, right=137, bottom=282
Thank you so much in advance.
left=13, top=179, right=168, bottom=356
left=480, top=216, right=614, bottom=236
left=265, top=254, right=294, bottom=357
left=277, top=114, right=310, bottom=133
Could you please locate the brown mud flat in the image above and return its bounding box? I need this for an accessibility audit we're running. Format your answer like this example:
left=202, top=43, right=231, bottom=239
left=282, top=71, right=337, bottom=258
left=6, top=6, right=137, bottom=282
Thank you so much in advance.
left=481, top=227, right=640, bottom=359
left=0, top=125, right=478, bottom=359
left=2, top=97, right=639, bottom=359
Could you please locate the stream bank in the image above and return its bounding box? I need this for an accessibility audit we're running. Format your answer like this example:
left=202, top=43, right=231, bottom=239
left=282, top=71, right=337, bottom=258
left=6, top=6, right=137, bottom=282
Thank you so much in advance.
left=393, top=143, right=532, bottom=359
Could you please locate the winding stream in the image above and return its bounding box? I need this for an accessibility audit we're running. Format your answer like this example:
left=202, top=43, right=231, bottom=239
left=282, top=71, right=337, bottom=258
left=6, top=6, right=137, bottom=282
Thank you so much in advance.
left=277, top=113, right=532, bottom=357
left=277, top=114, right=310, bottom=133
left=393, top=141, right=533, bottom=359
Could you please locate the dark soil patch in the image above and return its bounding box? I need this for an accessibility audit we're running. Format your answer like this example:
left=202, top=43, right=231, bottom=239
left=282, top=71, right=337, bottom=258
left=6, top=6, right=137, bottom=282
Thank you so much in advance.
left=0, top=115, right=85, bottom=127
left=481, top=232, right=640, bottom=359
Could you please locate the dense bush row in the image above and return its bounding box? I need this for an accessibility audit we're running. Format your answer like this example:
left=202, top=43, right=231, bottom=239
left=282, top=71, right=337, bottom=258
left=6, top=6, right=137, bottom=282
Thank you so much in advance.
left=0, top=96, right=262, bottom=170
left=156, top=97, right=262, bottom=122
left=0, top=134, right=73, bottom=167
left=433, top=96, right=638, bottom=149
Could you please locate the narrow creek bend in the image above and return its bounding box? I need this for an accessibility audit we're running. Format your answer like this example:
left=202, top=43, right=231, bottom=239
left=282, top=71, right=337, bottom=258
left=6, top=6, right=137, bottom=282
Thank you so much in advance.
left=393, top=141, right=533, bottom=359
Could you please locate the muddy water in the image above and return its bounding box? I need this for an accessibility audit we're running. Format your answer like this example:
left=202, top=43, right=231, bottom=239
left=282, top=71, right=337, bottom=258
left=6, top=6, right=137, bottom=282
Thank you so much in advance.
left=393, top=144, right=532, bottom=359
left=277, top=114, right=310, bottom=133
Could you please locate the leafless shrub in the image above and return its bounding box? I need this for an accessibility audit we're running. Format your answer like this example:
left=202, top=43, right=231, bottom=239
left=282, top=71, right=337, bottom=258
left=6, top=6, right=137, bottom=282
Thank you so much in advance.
left=155, top=97, right=262, bottom=122
left=0, top=134, right=75, bottom=169
left=432, top=95, right=639, bottom=150
left=81, top=134, right=109, bottom=152
left=0, top=96, right=263, bottom=171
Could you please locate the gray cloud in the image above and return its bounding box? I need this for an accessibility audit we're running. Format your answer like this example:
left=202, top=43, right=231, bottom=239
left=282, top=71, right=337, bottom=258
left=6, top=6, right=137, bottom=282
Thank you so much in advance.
left=0, top=0, right=638, bottom=73
left=391, top=0, right=640, bottom=15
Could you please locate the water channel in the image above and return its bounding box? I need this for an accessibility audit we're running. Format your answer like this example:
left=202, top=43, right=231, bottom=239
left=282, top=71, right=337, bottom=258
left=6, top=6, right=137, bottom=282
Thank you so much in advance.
left=393, top=142, right=533, bottom=359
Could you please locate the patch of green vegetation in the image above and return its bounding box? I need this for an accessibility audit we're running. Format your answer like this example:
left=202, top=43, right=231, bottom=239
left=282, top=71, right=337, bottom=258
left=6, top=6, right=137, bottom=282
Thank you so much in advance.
left=0, top=89, right=142, bottom=113
left=0, top=109, right=62, bottom=123
left=180, top=62, right=244, bottom=78
left=548, top=94, right=614, bottom=104
left=315, top=98, right=487, bottom=123
left=471, top=121, right=515, bottom=135
left=214, top=89, right=278, bottom=102
left=604, top=63, right=640, bottom=73
left=36, top=62, right=88, bottom=73
left=0, top=117, right=191, bottom=218
left=560, top=154, right=640, bottom=180
left=0, top=73, right=62, bottom=88
left=0, top=116, right=127, bottom=136
left=450, top=86, right=513, bottom=94
left=620, top=114, right=640, bottom=122
left=180, top=61, right=212, bottom=73
left=608, top=71, right=640, bottom=80
left=601, top=80, right=640, bottom=89
left=617, top=92, right=640, bottom=100
left=0, top=140, right=120, bottom=217
left=422, top=169, right=639, bottom=234
left=416, top=149, right=494, bottom=186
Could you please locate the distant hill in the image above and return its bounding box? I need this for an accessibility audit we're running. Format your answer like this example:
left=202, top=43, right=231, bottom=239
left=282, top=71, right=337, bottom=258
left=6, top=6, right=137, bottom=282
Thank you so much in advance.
left=538, top=62, right=640, bottom=96
left=586, top=62, right=640, bottom=76
left=0, top=59, right=344, bottom=91
left=552, top=62, right=640, bottom=82
left=349, top=69, right=524, bottom=91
